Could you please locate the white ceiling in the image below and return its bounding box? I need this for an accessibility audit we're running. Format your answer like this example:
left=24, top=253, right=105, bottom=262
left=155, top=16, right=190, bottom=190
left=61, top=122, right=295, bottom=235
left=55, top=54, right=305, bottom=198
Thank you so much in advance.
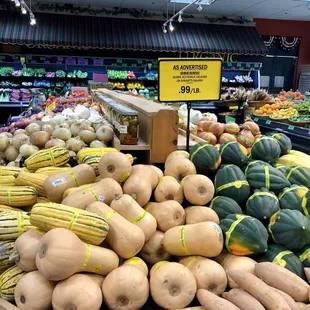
left=32, top=0, right=310, bottom=21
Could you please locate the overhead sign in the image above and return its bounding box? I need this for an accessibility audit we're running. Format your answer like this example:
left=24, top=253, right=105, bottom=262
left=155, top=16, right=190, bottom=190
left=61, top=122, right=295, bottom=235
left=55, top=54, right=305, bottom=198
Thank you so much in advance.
left=158, top=58, right=222, bottom=102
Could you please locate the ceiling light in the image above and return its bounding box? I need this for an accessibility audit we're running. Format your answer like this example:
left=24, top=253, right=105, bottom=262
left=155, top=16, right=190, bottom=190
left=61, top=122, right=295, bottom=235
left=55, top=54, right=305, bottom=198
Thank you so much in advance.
left=196, top=3, right=203, bottom=11
left=170, top=0, right=213, bottom=4
left=178, top=13, right=183, bottom=22
left=14, top=0, right=20, bottom=7
left=169, top=21, right=174, bottom=32
left=21, top=5, right=27, bottom=14
left=162, top=25, right=167, bottom=33
left=30, top=13, right=36, bottom=25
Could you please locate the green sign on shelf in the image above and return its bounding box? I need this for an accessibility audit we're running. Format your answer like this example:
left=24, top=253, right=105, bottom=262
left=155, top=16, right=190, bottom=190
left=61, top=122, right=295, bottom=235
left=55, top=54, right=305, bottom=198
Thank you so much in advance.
left=117, top=58, right=122, bottom=63
left=239, top=67, right=244, bottom=70
left=122, top=63, right=127, bottom=67
left=132, top=64, right=137, bottom=67
left=137, top=59, right=143, bottom=64
left=254, top=63, right=260, bottom=68
left=227, top=62, right=232, bottom=67
left=288, top=125, right=295, bottom=130
left=254, top=117, right=259, bottom=122
left=40, top=57, right=46, bottom=60
left=266, top=120, right=271, bottom=125
left=225, top=115, right=236, bottom=124
left=246, top=63, right=251, bottom=68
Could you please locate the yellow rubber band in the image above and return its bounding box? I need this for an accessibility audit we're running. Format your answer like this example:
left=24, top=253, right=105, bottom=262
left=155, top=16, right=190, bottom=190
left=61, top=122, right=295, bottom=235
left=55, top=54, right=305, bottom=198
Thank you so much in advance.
left=144, top=202, right=154, bottom=211
left=225, top=214, right=250, bottom=249
left=268, top=211, right=280, bottom=242
left=151, top=261, right=168, bottom=274
left=159, top=176, right=176, bottom=184
left=209, top=196, right=219, bottom=209
left=119, top=172, right=130, bottom=183
left=264, top=166, right=270, bottom=190
left=68, top=209, right=81, bottom=230
left=219, top=141, right=235, bottom=156
left=86, top=187, right=99, bottom=201
left=68, top=170, right=79, bottom=187
left=244, top=160, right=260, bottom=176
left=180, top=226, right=190, bottom=255
left=185, top=256, right=200, bottom=269
left=216, top=180, right=249, bottom=193
left=131, top=210, right=147, bottom=224
left=49, top=150, right=56, bottom=166
left=79, top=243, right=91, bottom=271
left=5, top=187, right=11, bottom=205
left=286, top=166, right=301, bottom=180
left=104, top=210, right=116, bottom=221
left=17, top=211, right=24, bottom=235
left=124, top=257, right=148, bottom=275
left=278, top=186, right=303, bottom=200
left=190, top=143, right=212, bottom=161
left=272, top=250, right=292, bottom=267
left=301, top=196, right=310, bottom=217
left=299, top=248, right=310, bottom=262
left=248, top=191, right=278, bottom=201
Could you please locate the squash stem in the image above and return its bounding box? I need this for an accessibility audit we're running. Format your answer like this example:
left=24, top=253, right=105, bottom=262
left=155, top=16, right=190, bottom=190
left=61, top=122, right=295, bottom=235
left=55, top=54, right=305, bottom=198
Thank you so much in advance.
left=9, top=251, right=20, bottom=263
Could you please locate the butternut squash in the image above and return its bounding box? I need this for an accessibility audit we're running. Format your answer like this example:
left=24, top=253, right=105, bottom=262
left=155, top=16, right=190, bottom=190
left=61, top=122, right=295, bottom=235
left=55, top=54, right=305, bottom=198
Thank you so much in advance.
left=43, top=164, right=96, bottom=203
left=163, top=221, right=223, bottom=257
left=99, top=152, right=132, bottom=183
left=179, top=256, right=227, bottom=295
left=10, top=229, right=43, bottom=271
left=227, top=270, right=291, bottom=310
left=52, top=274, right=103, bottom=310
left=185, top=206, right=219, bottom=224
left=181, top=174, right=214, bottom=205
left=14, top=271, right=55, bottom=310
left=131, top=165, right=158, bottom=190
left=122, top=257, right=148, bottom=276
left=150, top=262, right=197, bottom=309
left=86, top=202, right=145, bottom=259
left=214, top=249, right=257, bottom=289
left=164, top=157, right=196, bottom=182
left=62, top=178, right=123, bottom=208
left=110, top=194, right=157, bottom=241
left=165, top=151, right=189, bottom=166
left=154, top=176, right=184, bottom=204
left=148, top=165, right=164, bottom=182
left=36, top=228, right=119, bottom=281
left=222, top=289, right=265, bottom=310
left=197, top=289, right=240, bottom=310
left=102, top=265, right=149, bottom=310
left=145, top=201, right=185, bottom=232
left=140, top=230, right=171, bottom=265
left=254, top=262, right=309, bottom=302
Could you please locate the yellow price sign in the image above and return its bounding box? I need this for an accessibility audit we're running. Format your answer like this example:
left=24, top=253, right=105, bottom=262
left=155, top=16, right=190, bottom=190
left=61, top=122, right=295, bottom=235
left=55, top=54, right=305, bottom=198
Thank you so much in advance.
left=46, top=101, right=56, bottom=112
left=158, top=58, right=222, bottom=102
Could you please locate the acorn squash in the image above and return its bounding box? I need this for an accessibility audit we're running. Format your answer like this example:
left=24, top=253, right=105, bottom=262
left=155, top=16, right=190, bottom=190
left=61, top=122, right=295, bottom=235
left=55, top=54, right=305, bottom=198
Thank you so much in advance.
left=268, top=209, right=310, bottom=251
left=295, top=243, right=310, bottom=268
left=189, top=142, right=221, bottom=171
left=219, top=141, right=249, bottom=167
left=256, top=243, right=306, bottom=280
left=246, top=165, right=291, bottom=192
left=279, top=185, right=310, bottom=217
left=215, top=165, right=250, bottom=205
left=245, top=188, right=280, bottom=222
left=244, top=160, right=273, bottom=176
left=251, top=136, right=281, bottom=164
left=220, top=214, right=268, bottom=256
left=272, top=133, right=292, bottom=156
left=209, top=196, right=243, bottom=220
left=283, top=166, right=310, bottom=188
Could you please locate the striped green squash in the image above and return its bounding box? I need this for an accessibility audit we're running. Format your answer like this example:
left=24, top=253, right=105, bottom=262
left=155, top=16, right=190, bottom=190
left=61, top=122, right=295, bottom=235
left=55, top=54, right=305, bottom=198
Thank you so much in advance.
left=30, top=203, right=109, bottom=245
left=0, top=211, right=34, bottom=241
left=0, top=265, right=25, bottom=301
left=0, top=241, right=15, bottom=273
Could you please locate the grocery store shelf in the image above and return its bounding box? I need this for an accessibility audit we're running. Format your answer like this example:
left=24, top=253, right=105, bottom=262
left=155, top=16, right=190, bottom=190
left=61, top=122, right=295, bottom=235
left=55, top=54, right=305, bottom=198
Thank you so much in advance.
left=0, top=102, right=29, bottom=108
left=112, top=135, right=150, bottom=151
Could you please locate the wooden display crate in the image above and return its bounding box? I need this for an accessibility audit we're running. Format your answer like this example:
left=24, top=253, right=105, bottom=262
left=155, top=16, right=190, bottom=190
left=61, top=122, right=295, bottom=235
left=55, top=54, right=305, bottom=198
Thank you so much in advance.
left=95, top=89, right=179, bottom=163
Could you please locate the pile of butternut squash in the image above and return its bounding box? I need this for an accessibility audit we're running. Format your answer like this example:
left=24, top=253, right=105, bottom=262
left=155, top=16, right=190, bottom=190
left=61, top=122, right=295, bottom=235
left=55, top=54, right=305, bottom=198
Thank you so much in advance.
left=1, top=149, right=310, bottom=310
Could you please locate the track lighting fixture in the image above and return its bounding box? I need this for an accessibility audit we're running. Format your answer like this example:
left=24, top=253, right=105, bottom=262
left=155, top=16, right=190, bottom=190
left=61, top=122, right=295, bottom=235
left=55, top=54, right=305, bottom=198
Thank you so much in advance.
left=162, top=25, right=167, bottom=33
left=14, top=0, right=20, bottom=7
left=196, top=3, right=203, bottom=11
left=178, top=12, right=183, bottom=22
left=30, top=13, right=36, bottom=25
left=169, top=21, right=174, bottom=32
left=21, top=5, right=27, bottom=14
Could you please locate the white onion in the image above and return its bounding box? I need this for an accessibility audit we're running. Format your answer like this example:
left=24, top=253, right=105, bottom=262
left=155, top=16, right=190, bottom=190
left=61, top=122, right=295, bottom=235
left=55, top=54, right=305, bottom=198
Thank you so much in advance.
left=3, top=132, right=13, bottom=139
left=70, top=124, right=81, bottom=137
left=19, top=144, right=39, bottom=158
left=0, top=134, right=9, bottom=151
left=79, top=130, right=97, bottom=144
left=41, top=116, right=52, bottom=122
left=5, top=146, right=19, bottom=161
left=96, top=125, right=114, bottom=142
left=52, top=128, right=72, bottom=141
left=58, top=122, right=70, bottom=129
left=69, top=150, right=77, bottom=157
left=14, top=129, right=26, bottom=136
left=45, top=138, right=66, bottom=149
left=25, top=123, right=41, bottom=136
left=30, top=131, right=50, bottom=148
left=12, top=134, right=30, bottom=150
left=89, top=140, right=106, bottom=148
left=0, top=151, right=6, bottom=159
left=53, top=114, right=67, bottom=124
left=66, top=138, right=86, bottom=152
left=41, top=124, right=54, bottom=136
left=75, top=105, right=90, bottom=119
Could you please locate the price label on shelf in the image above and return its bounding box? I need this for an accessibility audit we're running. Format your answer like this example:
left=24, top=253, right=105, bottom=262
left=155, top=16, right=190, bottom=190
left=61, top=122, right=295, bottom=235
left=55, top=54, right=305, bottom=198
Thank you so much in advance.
left=246, top=63, right=251, bottom=68
left=254, top=118, right=259, bottom=122
left=46, top=102, right=56, bottom=113
left=66, top=57, right=76, bottom=65
left=266, top=120, right=271, bottom=124
left=158, top=58, right=222, bottom=102
left=78, top=59, right=88, bottom=65
left=117, top=58, right=122, bottom=63
left=93, top=59, right=103, bottom=66
left=288, top=125, right=295, bottom=130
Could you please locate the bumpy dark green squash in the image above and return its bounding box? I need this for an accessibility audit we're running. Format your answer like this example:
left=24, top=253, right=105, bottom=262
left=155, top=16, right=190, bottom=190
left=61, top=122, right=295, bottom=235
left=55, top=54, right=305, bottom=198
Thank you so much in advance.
left=220, top=214, right=268, bottom=256
left=268, top=209, right=310, bottom=250
left=215, top=165, right=250, bottom=205
left=246, top=165, right=291, bottom=193
left=245, top=188, right=280, bottom=222
left=209, top=196, right=243, bottom=220
left=295, top=243, right=310, bottom=268
left=283, top=166, right=310, bottom=188
left=279, top=185, right=310, bottom=217
left=189, top=142, right=221, bottom=171
left=244, top=160, right=272, bottom=176
left=256, top=243, right=306, bottom=280
left=272, top=133, right=292, bottom=156
left=251, top=136, right=281, bottom=164
left=276, top=165, right=290, bottom=175
left=219, top=141, right=249, bottom=167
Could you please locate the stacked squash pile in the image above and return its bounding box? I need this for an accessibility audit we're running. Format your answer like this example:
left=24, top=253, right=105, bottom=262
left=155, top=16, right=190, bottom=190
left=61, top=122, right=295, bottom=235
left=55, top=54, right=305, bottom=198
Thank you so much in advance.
left=1, top=131, right=310, bottom=310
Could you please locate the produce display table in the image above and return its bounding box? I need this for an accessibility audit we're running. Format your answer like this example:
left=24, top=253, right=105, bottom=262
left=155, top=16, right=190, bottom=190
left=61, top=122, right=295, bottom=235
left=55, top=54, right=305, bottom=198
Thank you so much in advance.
left=94, top=89, right=178, bottom=163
